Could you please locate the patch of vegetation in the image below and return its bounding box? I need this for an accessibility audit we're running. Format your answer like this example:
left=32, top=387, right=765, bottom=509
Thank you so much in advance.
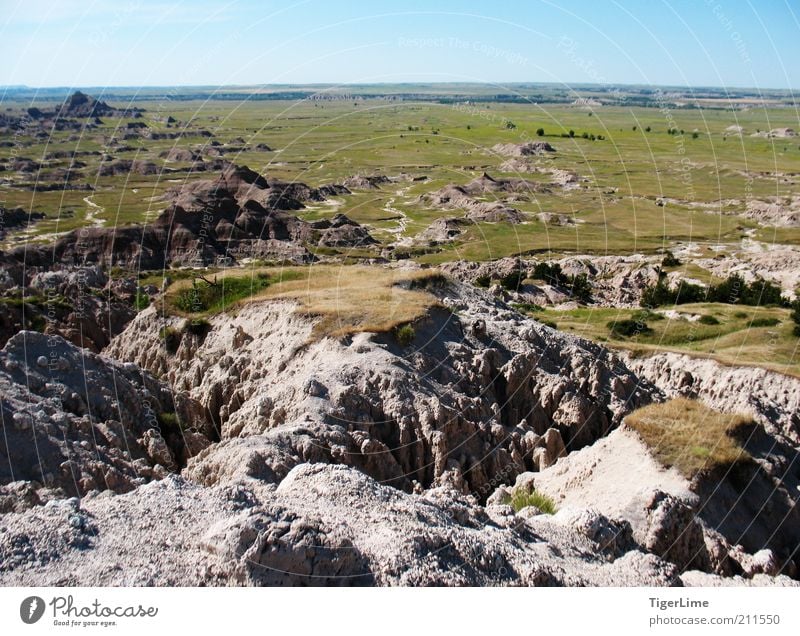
left=474, top=274, right=491, bottom=288
left=174, top=272, right=274, bottom=314
left=184, top=317, right=211, bottom=337
left=394, top=323, right=416, bottom=346
left=165, top=265, right=442, bottom=339
left=626, top=398, right=752, bottom=479
left=158, top=326, right=182, bottom=354
left=607, top=318, right=653, bottom=337
left=630, top=309, right=665, bottom=322
left=537, top=303, right=799, bottom=376
left=156, top=411, right=184, bottom=434
left=133, top=291, right=151, bottom=311
left=511, top=302, right=543, bottom=313
left=530, top=262, right=592, bottom=302
left=533, top=318, right=557, bottom=329
left=698, top=314, right=720, bottom=325
left=500, top=268, right=525, bottom=291
left=661, top=251, right=681, bottom=267
left=504, top=487, right=557, bottom=515
left=641, top=274, right=786, bottom=308
left=792, top=300, right=800, bottom=336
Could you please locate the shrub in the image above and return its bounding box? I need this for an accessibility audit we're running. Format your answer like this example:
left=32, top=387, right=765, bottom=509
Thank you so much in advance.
left=505, top=488, right=557, bottom=514
left=661, top=251, right=681, bottom=267
left=394, top=323, right=416, bottom=346
left=184, top=317, right=211, bottom=337
left=698, top=314, right=720, bottom=325
left=535, top=127, right=544, bottom=137
left=531, top=262, right=566, bottom=285
left=568, top=129, right=575, bottom=138
left=133, top=291, right=151, bottom=311
left=569, top=273, right=592, bottom=303
left=749, top=316, right=780, bottom=328
left=159, top=326, right=182, bottom=354
left=500, top=269, right=526, bottom=291
left=608, top=318, right=652, bottom=337
left=156, top=411, right=182, bottom=433
left=792, top=300, right=800, bottom=336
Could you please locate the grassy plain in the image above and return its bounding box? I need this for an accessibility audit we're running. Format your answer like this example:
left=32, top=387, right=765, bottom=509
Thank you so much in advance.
left=3, top=96, right=800, bottom=257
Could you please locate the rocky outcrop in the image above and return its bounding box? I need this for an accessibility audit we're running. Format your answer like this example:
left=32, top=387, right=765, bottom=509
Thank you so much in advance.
left=528, top=425, right=800, bottom=580
left=0, top=265, right=138, bottom=352
left=10, top=165, right=367, bottom=269
left=0, top=463, right=687, bottom=586
left=107, top=279, right=657, bottom=497
left=311, top=214, right=377, bottom=247
left=0, top=332, right=210, bottom=503
left=623, top=351, right=800, bottom=443
left=491, top=141, right=555, bottom=157
left=97, top=159, right=160, bottom=176
left=418, top=172, right=550, bottom=224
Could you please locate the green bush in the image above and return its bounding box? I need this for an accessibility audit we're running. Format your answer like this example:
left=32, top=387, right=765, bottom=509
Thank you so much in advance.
left=535, top=128, right=544, bottom=136
left=133, top=291, right=151, bottom=311
left=500, top=269, right=526, bottom=291
left=569, top=273, right=592, bottom=303
left=661, top=251, right=681, bottom=267
left=608, top=318, right=652, bottom=337
left=394, top=323, right=416, bottom=346
left=698, top=314, right=720, bottom=325
left=184, top=318, right=211, bottom=337
left=749, top=316, right=780, bottom=328
left=505, top=488, right=557, bottom=515
left=792, top=301, right=800, bottom=337
left=159, top=326, right=182, bottom=354
left=175, top=273, right=273, bottom=314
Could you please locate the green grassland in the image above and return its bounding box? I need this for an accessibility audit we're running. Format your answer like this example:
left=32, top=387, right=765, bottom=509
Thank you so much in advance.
left=530, top=303, right=800, bottom=376
left=3, top=96, right=800, bottom=257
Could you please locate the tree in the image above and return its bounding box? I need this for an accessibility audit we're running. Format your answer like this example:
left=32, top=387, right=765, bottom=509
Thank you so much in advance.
left=568, top=129, right=575, bottom=138
left=536, top=127, right=545, bottom=137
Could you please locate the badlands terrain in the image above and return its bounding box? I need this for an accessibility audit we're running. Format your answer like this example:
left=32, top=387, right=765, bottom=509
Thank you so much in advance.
left=0, top=85, right=799, bottom=586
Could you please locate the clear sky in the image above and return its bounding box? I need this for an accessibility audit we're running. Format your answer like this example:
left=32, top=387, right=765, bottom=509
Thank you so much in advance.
left=1, top=0, right=799, bottom=90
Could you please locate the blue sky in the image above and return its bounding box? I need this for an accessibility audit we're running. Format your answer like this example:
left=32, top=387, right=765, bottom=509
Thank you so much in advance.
left=1, top=0, right=799, bottom=89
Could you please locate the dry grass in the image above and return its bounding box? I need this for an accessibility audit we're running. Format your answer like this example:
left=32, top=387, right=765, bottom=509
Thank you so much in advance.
left=259, top=265, right=443, bottom=338
left=626, top=398, right=752, bottom=479
left=165, top=264, right=444, bottom=339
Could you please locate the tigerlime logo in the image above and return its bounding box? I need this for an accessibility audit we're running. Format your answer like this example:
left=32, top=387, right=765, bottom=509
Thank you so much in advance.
left=20, top=596, right=45, bottom=624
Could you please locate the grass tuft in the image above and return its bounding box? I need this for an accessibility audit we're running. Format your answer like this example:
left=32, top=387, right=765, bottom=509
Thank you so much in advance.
left=504, top=487, right=557, bottom=515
